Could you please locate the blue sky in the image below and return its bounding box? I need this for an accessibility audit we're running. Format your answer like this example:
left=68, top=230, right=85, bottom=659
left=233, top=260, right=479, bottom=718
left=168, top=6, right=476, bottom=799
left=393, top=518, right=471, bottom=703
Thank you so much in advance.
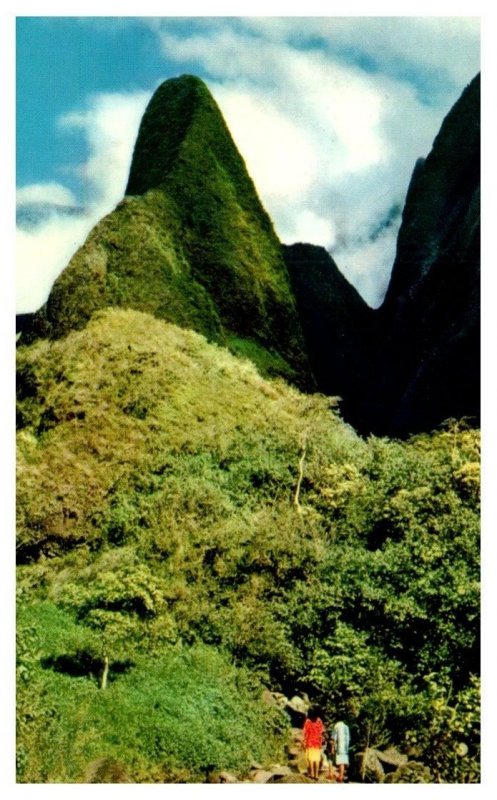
left=17, top=18, right=169, bottom=195
left=15, top=14, right=480, bottom=312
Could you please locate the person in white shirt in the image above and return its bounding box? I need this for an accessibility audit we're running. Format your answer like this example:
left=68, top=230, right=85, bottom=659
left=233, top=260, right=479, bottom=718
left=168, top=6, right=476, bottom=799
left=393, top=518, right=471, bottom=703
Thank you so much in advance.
left=331, top=720, right=350, bottom=783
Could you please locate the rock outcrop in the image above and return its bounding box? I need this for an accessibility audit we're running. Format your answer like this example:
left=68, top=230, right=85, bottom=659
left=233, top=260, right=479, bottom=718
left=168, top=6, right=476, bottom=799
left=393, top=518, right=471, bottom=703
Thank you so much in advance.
left=357, top=747, right=432, bottom=783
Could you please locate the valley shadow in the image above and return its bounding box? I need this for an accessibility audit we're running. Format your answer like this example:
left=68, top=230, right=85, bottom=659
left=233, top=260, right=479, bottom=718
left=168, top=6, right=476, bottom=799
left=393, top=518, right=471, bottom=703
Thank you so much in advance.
left=41, top=651, right=134, bottom=685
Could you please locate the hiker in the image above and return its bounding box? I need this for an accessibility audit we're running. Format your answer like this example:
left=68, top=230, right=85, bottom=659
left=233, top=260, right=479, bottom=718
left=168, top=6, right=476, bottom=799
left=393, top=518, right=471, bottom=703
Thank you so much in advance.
left=331, top=719, right=350, bottom=783
left=302, top=706, right=325, bottom=780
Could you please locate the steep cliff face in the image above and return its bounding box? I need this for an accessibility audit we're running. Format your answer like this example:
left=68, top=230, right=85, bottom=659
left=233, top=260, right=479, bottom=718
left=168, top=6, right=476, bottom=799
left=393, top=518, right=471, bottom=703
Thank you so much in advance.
left=286, top=75, right=480, bottom=437
left=23, top=75, right=310, bottom=387
left=374, top=73, right=480, bottom=435
left=283, top=243, right=377, bottom=425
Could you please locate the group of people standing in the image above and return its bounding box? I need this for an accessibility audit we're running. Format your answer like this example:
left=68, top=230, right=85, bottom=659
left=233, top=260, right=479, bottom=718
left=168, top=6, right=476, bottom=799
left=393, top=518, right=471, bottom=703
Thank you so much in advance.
left=302, top=707, right=350, bottom=782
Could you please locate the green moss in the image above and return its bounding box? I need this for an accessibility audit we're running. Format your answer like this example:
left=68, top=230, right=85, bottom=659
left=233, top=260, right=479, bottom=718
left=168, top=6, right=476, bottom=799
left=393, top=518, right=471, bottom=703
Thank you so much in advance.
left=226, top=334, right=299, bottom=382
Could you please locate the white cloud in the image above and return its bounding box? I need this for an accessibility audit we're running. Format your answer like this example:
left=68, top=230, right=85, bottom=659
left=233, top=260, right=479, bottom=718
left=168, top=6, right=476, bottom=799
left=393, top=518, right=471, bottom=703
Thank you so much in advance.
left=287, top=209, right=337, bottom=250
left=59, top=90, right=150, bottom=213
left=336, top=225, right=401, bottom=308
left=157, top=21, right=460, bottom=305
left=16, top=216, right=94, bottom=313
left=16, top=182, right=77, bottom=207
left=213, top=87, right=319, bottom=199
left=241, top=16, right=480, bottom=90
left=16, top=91, right=149, bottom=313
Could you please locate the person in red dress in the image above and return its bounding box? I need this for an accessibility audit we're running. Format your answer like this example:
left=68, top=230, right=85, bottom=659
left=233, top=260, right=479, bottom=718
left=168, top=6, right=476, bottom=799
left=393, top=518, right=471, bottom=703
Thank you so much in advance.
left=302, top=706, right=325, bottom=780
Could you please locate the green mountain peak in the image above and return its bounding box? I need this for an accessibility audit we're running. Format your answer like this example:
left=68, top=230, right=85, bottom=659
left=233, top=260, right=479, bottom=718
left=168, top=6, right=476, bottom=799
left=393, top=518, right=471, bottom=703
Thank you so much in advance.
left=24, top=74, right=310, bottom=387
left=126, top=74, right=236, bottom=196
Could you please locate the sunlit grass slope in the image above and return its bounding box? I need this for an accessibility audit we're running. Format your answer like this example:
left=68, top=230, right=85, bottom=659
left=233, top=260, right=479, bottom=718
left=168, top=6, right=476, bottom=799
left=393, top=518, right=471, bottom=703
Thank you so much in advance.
left=17, top=306, right=351, bottom=561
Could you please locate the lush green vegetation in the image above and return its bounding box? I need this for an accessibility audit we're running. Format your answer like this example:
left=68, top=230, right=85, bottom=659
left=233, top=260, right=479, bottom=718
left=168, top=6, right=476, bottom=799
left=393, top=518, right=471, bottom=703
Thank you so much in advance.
left=45, top=191, right=223, bottom=343
left=17, top=602, right=286, bottom=783
left=36, top=76, right=309, bottom=387
left=16, top=308, right=480, bottom=782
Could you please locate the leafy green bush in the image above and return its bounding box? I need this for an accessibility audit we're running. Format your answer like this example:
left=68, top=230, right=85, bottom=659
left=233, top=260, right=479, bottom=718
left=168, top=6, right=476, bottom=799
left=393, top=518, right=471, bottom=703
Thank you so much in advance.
left=405, top=674, right=480, bottom=782
left=17, top=603, right=288, bottom=783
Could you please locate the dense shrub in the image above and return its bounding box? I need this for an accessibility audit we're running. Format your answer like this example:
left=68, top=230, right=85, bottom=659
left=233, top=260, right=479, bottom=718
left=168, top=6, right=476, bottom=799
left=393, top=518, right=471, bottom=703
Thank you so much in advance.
left=17, top=603, right=287, bottom=783
left=16, top=310, right=480, bottom=782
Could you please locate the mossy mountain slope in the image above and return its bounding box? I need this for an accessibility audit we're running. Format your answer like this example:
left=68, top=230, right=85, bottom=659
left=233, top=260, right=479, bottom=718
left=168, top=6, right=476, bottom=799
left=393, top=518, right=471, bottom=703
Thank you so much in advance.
left=24, top=76, right=309, bottom=387
left=16, top=306, right=349, bottom=562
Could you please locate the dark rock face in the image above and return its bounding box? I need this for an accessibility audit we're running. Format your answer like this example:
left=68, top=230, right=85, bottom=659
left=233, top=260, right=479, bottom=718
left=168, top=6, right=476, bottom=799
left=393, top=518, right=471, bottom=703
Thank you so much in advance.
left=288, top=74, right=480, bottom=437
left=374, top=73, right=480, bottom=436
left=16, top=313, right=35, bottom=335
left=283, top=243, right=377, bottom=427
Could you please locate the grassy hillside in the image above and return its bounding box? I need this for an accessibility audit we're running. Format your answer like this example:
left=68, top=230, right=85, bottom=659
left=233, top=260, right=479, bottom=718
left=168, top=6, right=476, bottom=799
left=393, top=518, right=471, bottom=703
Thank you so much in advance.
left=17, top=308, right=480, bottom=782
